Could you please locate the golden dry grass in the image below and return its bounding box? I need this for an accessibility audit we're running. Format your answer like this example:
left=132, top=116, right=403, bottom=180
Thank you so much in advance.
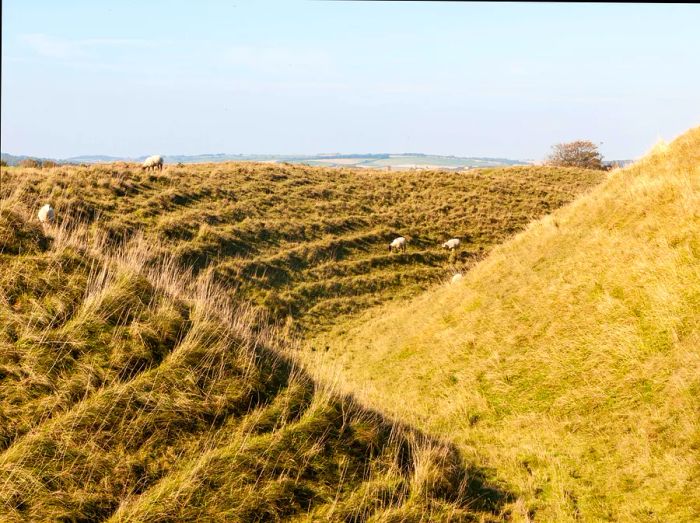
left=0, top=147, right=638, bottom=521
left=307, top=127, right=700, bottom=521
left=0, top=194, right=511, bottom=522
left=0, top=161, right=603, bottom=334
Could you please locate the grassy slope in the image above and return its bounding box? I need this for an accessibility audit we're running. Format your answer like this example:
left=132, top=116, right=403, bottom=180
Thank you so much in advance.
left=0, top=157, right=605, bottom=521
left=309, top=128, right=700, bottom=521
left=0, top=162, right=603, bottom=334
left=0, top=204, right=512, bottom=522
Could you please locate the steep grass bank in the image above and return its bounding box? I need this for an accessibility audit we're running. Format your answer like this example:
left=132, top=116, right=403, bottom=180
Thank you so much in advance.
left=308, top=128, right=700, bottom=521
left=0, top=200, right=510, bottom=522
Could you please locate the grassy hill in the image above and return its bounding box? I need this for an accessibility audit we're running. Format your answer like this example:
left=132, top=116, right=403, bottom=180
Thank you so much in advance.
left=0, top=160, right=605, bottom=521
left=308, top=128, right=700, bottom=521
left=0, top=162, right=603, bottom=335
left=0, top=199, right=516, bottom=521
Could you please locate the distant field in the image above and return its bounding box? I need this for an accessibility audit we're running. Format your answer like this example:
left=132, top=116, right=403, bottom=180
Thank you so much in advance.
left=0, top=163, right=603, bottom=333
left=298, top=154, right=527, bottom=170
left=2, top=151, right=530, bottom=169
left=367, top=155, right=520, bottom=169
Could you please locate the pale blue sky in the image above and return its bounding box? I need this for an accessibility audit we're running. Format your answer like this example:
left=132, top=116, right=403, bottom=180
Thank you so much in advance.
left=2, top=1, right=699, bottom=160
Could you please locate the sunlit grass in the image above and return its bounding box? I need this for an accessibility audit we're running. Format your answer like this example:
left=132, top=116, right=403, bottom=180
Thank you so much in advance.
left=0, top=193, right=510, bottom=521
left=307, top=127, right=700, bottom=521
left=0, top=161, right=603, bottom=335
left=1, top=146, right=649, bottom=521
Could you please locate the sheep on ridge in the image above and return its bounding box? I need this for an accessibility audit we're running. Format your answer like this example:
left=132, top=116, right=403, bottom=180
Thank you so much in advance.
left=442, top=238, right=460, bottom=250
left=388, top=237, right=407, bottom=253
left=451, top=273, right=463, bottom=284
left=37, top=204, right=55, bottom=226
left=142, top=155, right=164, bottom=172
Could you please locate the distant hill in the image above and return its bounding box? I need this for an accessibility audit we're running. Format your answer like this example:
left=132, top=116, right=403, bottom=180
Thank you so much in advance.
left=1, top=153, right=63, bottom=166
left=604, top=159, right=636, bottom=168
left=3, top=151, right=533, bottom=169
left=63, top=154, right=127, bottom=163
left=299, top=153, right=527, bottom=170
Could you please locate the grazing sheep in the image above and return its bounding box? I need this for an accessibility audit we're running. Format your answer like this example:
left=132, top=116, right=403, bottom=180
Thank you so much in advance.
left=142, top=155, right=164, bottom=171
left=442, top=238, right=460, bottom=250
left=388, top=236, right=407, bottom=253
left=37, top=204, right=55, bottom=225
left=451, top=273, right=463, bottom=284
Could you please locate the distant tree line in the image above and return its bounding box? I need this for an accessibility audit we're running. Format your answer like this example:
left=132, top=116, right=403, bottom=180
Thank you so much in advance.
left=15, top=158, right=59, bottom=168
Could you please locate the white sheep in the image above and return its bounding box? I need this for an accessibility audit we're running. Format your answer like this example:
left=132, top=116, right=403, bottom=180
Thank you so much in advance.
left=451, top=273, right=463, bottom=284
left=37, top=204, right=55, bottom=225
left=388, top=236, right=407, bottom=253
left=442, top=238, right=460, bottom=250
left=142, top=155, right=164, bottom=171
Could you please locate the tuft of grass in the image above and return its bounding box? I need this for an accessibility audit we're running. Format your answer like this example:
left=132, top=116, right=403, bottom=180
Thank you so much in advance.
left=309, top=126, right=700, bottom=521
left=0, top=199, right=49, bottom=255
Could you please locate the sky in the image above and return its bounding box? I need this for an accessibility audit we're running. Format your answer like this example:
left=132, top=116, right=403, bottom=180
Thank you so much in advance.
left=2, top=1, right=699, bottom=160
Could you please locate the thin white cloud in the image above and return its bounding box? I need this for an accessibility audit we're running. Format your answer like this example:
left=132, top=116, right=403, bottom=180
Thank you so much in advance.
left=81, top=37, right=162, bottom=48
left=20, top=33, right=162, bottom=60
left=21, top=33, right=86, bottom=59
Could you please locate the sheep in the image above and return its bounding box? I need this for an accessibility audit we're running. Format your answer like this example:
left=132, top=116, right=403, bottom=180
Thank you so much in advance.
left=37, top=204, right=55, bottom=225
left=442, top=238, right=460, bottom=250
left=142, top=155, right=164, bottom=171
left=388, top=236, right=407, bottom=253
left=451, top=273, right=463, bottom=284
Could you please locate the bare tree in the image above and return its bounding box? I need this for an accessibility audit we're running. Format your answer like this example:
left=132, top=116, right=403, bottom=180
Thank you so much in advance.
left=546, top=140, right=604, bottom=170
